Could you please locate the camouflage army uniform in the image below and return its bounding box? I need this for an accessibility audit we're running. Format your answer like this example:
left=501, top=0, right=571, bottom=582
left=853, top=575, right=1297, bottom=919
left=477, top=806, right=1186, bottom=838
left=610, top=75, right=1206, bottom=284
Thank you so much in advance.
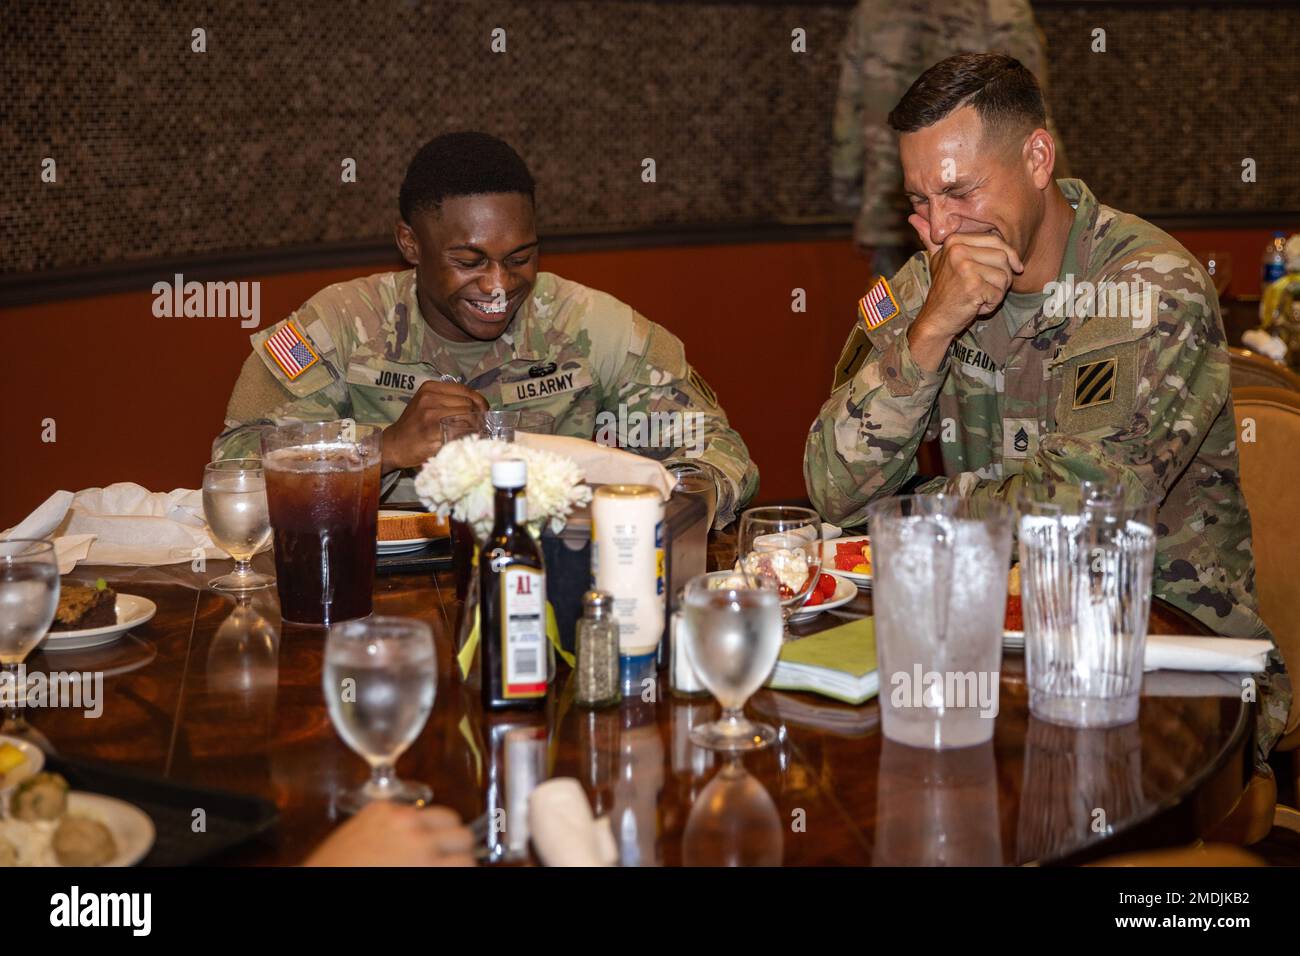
left=805, top=179, right=1290, bottom=753
left=832, top=0, right=1067, bottom=252
left=214, top=269, right=758, bottom=528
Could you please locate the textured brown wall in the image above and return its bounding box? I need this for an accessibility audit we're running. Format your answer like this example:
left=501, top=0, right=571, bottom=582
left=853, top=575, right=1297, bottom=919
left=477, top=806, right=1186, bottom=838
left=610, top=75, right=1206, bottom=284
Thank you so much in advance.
left=2, top=1, right=1297, bottom=275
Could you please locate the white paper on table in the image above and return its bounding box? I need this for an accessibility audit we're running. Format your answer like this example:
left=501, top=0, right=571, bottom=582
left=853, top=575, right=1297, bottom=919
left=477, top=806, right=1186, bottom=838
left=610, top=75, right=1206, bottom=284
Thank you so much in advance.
left=515, top=433, right=676, bottom=500
left=1143, top=634, right=1273, bottom=673
left=3, top=482, right=260, bottom=569
left=528, top=778, right=618, bottom=867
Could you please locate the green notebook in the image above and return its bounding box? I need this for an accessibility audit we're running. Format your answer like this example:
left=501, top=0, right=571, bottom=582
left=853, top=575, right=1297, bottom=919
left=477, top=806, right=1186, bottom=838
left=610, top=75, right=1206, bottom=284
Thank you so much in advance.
left=766, top=617, right=880, bottom=705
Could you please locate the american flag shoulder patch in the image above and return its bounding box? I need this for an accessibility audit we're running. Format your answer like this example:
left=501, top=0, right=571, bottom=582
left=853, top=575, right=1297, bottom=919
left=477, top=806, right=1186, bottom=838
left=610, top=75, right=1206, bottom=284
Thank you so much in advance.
left=858, top=276, right=901, bottom=331
left=264, top=320, right=320, bottom=381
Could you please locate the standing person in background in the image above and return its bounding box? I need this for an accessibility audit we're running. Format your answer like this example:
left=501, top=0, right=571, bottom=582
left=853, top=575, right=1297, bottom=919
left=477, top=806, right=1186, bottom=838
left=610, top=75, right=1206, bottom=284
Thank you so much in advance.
left=832, top=0, right=1068, bottom=281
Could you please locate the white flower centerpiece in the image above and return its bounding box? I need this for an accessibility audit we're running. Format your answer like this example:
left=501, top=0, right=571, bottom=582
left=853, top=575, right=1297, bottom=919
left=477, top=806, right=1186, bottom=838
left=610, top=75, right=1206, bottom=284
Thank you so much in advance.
left=414, top=436, right=592, bottom=680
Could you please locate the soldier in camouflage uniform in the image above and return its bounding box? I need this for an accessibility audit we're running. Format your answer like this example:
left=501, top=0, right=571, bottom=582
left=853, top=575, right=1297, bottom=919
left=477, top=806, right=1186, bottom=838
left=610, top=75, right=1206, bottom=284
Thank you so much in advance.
left=808, top=54, right=1290, bottom=753
left=832, top=0, right=1066, bottom=279
left=215, top=132, right=758, bottom=528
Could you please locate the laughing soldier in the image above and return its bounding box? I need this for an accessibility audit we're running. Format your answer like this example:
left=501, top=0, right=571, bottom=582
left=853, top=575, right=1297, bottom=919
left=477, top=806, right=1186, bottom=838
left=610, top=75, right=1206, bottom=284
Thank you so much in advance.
left=215, top=133, right=757, bottom=527
left=804, top=54, right=1288, bottom=752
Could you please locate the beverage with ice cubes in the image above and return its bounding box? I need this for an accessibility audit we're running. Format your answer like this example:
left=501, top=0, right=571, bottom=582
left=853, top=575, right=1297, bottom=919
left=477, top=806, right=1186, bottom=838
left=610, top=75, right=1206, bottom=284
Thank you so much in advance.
left=868, top=497, right=1012, bottom=750
left=261, top=422, right=381, bottom=625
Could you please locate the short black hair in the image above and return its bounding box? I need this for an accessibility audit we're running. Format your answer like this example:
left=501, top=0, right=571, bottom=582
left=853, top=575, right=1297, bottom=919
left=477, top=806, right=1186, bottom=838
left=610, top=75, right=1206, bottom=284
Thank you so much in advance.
left=399, top=131, right=536, bottom=222
left=888, top=53, right=1046, bottom=145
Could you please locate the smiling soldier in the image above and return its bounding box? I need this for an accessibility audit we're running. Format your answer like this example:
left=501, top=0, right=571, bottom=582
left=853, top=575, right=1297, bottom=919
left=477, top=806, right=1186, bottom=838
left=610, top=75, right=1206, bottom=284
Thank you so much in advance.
left=214, top=132, right=757, bottom=527
left=804, top=54, right=1288, bottom=751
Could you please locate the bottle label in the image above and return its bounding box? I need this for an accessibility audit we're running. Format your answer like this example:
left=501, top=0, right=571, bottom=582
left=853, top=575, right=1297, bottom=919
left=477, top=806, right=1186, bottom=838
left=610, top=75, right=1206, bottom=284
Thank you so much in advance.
left=591, top=494, right=666, bottom=656
left=501, top=567, right=546, bottom=698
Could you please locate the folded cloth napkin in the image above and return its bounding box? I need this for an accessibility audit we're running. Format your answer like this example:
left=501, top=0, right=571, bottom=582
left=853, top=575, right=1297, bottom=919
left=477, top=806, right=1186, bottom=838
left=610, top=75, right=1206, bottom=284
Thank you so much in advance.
left=3, top=483, right=246, bottom=569
left=516, top=433, right=676, bottom=500
left=1144, top=635, right=1273, bottom=673
left=527, top=778, right=618, bottom=867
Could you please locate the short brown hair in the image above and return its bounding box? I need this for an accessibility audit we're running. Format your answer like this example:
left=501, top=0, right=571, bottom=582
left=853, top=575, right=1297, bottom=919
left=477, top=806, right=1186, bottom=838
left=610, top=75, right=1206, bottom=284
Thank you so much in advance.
left=888, top=53, right=1046, bottom=144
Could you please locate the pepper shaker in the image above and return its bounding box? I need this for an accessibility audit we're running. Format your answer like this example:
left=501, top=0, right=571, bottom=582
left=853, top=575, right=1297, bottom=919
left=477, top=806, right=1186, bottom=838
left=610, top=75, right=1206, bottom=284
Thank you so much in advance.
left=575, top=590, right=621, bottom=708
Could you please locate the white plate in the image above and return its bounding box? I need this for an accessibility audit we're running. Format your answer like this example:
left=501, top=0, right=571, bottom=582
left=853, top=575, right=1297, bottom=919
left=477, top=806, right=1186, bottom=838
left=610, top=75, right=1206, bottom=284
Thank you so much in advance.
left=821, top=535, right=872, bottom=586
left=0, top=792, right=156, bottom=867
left=1004, top=630, right=1024, bottom=649
left=0, top=735, right=44, bottom=791
left=789, top=573, right=857, bottom=621
left=41, top=594, right=157, bottom=652
left=377, top=539, right=433, bottom=555
left=68, top=792, right=156, bottom=866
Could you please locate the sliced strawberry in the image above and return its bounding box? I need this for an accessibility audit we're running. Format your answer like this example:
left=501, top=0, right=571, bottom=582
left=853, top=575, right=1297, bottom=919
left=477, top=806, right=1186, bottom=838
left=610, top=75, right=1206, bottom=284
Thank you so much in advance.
left=817, top=573, right=836, bottom=598
left=803, top=589, right=825, bottom=607
left=834, top=554, right=860, bottom=572
left=836, top=541, right=866, bottom=557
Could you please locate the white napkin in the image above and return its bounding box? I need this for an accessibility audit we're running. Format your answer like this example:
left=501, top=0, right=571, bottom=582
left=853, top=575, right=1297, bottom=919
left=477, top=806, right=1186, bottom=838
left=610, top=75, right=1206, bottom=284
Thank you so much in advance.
left=3, top=483, right=243, bottom=569
left=1143, top=635, right=1273, bottom=673
left=1, top=491, right=95, bottom=572
left=516, top=433, right=676, bottom=500
left=527, top=778, right=618, bottom=867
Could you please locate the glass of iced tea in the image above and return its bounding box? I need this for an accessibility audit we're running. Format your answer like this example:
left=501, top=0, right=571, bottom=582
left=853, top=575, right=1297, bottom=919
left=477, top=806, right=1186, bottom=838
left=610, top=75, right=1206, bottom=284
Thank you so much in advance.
left=260, top=420, right=382, bottom=626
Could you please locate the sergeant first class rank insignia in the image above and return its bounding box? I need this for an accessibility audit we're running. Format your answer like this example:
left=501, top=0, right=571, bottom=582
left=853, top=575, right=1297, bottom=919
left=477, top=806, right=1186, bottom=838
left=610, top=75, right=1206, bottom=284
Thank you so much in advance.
left=858, top=277, right=900, bottom=331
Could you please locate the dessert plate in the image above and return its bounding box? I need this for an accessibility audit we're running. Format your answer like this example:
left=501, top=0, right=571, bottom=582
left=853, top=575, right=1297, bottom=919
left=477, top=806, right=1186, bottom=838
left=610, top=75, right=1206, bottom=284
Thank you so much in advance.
left=42, top=595, right=157, bottom=652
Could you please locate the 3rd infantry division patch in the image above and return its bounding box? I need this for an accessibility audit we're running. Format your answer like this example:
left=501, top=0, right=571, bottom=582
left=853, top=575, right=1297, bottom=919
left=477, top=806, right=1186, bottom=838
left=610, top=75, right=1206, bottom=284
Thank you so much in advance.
left=1073, top=357, right=1117, bottom=409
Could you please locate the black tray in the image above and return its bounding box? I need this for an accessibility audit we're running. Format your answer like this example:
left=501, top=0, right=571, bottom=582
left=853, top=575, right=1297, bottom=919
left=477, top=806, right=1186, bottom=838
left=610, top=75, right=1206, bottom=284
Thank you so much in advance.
left=376, top=536, right=454, bottom=575
left=42, top=754, right=279, bottom=867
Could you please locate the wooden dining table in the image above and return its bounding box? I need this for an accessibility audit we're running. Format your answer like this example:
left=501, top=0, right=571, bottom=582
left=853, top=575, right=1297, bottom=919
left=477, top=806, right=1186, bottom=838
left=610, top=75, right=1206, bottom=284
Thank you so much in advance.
left=17, top=542, right=1252, bottom=867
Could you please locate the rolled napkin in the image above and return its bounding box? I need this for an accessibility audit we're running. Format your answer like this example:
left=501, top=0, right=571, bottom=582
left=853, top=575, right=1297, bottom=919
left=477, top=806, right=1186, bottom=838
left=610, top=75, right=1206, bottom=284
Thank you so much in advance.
left=1143, top=635, right=1273, bottom=673
left=516, top=433, right=675, bottom=500
left=3, top=483, right=247, bottom=568
left=527, top=778, right=618, bottom=867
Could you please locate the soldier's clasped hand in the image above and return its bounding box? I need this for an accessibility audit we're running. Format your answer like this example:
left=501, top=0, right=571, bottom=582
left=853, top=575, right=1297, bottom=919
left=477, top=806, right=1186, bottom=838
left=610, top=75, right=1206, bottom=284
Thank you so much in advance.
left=906, top=214, right=1024, bottom=371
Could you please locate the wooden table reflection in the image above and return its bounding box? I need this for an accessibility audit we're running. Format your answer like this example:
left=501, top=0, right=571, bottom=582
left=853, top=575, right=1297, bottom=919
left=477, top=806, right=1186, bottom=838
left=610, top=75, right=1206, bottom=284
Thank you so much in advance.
left=21, top=551, right=1250, bottom=866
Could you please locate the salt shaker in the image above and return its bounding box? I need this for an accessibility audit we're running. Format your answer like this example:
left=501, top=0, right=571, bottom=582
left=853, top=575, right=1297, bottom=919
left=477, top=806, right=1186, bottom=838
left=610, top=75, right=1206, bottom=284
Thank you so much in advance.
left=669, top=586, right=710, bottom=698
left=575, top=590, right=621, bottom=708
